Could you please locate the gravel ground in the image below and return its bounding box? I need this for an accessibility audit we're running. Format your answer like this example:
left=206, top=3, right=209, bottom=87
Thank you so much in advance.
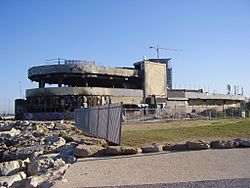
left=53, top=148, right=250, bottom=188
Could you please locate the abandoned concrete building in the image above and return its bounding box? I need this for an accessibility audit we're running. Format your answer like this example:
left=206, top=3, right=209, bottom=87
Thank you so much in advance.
left=167, top=89, right=245, bottom=115
left=15, top=58, right=245, bottom=120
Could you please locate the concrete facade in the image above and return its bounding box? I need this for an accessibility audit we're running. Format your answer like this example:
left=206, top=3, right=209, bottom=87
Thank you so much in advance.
left=17, top=59, right=167, bottom=118
left=15, top=58, right=246, bottom=120
left=144, top=61, right=167, bottom=97
left=26, top=60, right=145, bottom=112
left=26, top=87, right=143, bottom=98
left=28, top=63, right=138, bottom=81
left=167, top=89, right=245, bottom=114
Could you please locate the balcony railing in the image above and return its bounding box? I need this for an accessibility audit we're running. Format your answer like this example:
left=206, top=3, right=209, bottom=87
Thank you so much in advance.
left=45, top=58, right=95, bottom=65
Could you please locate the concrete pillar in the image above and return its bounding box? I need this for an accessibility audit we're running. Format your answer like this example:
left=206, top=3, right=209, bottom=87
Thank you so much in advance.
left=39, top=80, right=45, bottom=88
left=58, top=79, right=63, bottom=87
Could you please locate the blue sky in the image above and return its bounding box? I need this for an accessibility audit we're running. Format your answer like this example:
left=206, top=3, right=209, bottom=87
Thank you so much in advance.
left=0, top=0, right=249, bottom=113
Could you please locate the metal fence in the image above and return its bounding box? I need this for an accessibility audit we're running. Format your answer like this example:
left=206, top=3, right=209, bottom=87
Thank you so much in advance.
left=75, top=103, right=123, bottom=145
left=123, top=107, right=248, bottom=123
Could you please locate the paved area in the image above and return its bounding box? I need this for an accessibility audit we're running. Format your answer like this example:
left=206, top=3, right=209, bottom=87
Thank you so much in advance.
left=101, top=178, right=250, bottom=188
left=53, top=149, right=250, bottom=188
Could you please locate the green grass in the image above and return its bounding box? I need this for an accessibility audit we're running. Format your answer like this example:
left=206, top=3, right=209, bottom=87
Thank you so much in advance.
left=122, top=118, right=250, bottom=147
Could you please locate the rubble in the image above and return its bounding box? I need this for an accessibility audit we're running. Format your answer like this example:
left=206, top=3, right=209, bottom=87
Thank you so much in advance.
left=27, top=156, right=56, bottom=176
left=234, top=138, right=250, bottom=147
left=0, top=120, right=107, bottom=187
left=105, top=146, right=142, bottom=156
left=210, top=140, right=239, bottom=149
left=73, top=145, right=105, bottom=157
left=162, top=143, right=173, bottom=151
left=186, top=140, right=210, bottom=150
left=0, top=171, right=27, bottom=187
left=141, top=143, right=163, bottom=153
left=169, top=143, right=188, bottom=151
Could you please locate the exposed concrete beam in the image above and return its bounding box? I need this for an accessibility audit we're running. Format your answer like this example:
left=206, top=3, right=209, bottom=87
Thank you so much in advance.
left=26, top=87, right=143, bottom=98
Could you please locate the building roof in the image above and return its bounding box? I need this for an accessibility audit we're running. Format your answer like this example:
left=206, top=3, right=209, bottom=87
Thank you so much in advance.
left=28, top=62, right=139, bottom=82
left=168, top=90, right=246, bottom=101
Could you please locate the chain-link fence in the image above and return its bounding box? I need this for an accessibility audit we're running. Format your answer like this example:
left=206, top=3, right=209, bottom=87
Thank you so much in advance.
left=123, top=107, right=248, bottom=123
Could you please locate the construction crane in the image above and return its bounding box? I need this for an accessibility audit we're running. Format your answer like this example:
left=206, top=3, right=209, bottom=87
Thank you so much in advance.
left=149, top=45, right=182, bottom=59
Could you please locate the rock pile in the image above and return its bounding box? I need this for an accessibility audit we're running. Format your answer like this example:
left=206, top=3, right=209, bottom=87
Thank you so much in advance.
left=162, top=139, right=250, bottom=151
left=0, top=120, right=108, bottom=187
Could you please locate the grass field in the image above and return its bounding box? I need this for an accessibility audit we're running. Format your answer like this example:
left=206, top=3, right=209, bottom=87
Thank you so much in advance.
left=122, top=118, right=250, bottom=147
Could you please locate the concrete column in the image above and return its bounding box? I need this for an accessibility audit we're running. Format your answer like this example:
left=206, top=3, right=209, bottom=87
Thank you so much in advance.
left=39, top=80, right=45, bottom=88
left=58, top=78, right=63, bottom=87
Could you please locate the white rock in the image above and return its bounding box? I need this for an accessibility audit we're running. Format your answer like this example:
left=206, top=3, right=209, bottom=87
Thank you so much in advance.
left=234, top=138, right=250, bottom=147
left=45, top=136, right=66, bottom=149
left=54, top=158, right=66, bottom=169
left=27, top=153, right=67, bottom=176
left=20, top=158, right=31, bottom=169
left=73, top=145, right=105, bottom=157
left=45, top=122, right=55, bottom=129
left=0, top=171, right=26, bottom=187
left=32, top=124, right=49, bottom=133
left=11, top=164, right=69, bottom=188
left=0, top=128, right=20, bottom=137
left=105, top=146, right=142, bottom=156
left=210, top=140, right=239, bottom=149
left=28, top=157, right=55, bottom=176
left=21, top=121, right=30, bottom=126
left=0, top=122, right=15, bottom=131
left=51, top=163, right=69, bottom=176
left=141, top=143, right=163, bottom=153
left=10, top=174, right=52, bottom=188
left=67, top=155, right=77, bottom=164
left=0, top=160, right=22, bottom=176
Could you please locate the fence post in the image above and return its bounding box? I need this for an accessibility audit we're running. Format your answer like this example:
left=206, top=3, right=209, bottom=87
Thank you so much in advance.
left=118, top=103, right=123, bottom=145
left=172, top=108, right=174, bottom=122
left=88, top=107, right=90, bottom=130
left=96, top=106, right=100, bottom=136
left=106, top=103, right=110, bottom=140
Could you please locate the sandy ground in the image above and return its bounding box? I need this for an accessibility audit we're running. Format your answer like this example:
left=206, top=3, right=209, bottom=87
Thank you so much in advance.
left=53, top=148, right=250, bottom=188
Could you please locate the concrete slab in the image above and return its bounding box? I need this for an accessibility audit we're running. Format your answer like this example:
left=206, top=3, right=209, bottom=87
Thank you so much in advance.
left=53, top=148, right=250, bottom=188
